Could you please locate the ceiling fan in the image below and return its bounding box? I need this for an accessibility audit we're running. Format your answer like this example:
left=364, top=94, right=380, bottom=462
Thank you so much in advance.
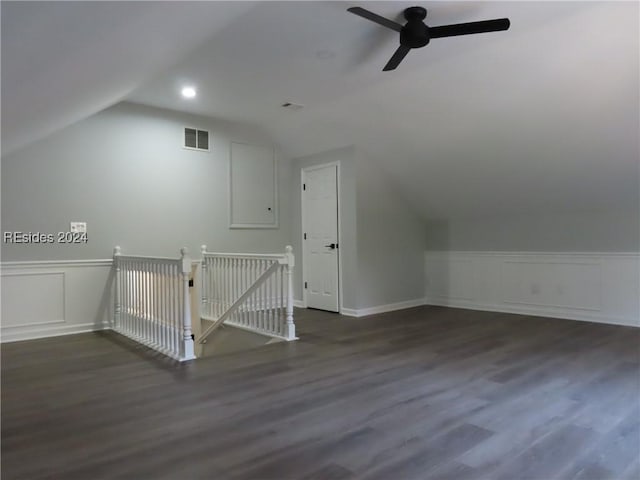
left=348, top=6, right=510, bottom=71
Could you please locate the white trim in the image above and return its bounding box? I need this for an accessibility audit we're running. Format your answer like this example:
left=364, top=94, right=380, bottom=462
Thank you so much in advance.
left=425, top=251, right=639, bottom=258
left=293, top=299, right=305, bottom=308
left=301, top=161, right=343, bottom=313
left=1, top=259, right=112, bottom=268
left=423, top=298, right=637, bottom=328
left=229, top=141, right=279, bottom=229
left=1, top=323, right=109, bottom=343
left=340, top=298, right=426, bottom=317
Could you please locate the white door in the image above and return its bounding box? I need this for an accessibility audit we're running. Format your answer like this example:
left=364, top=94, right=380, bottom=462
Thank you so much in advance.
left=302, top=164, right=339, bottom=312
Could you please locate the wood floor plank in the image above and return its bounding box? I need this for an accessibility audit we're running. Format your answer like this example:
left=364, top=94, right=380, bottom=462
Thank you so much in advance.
left=2, top=306, right=639, bottom=480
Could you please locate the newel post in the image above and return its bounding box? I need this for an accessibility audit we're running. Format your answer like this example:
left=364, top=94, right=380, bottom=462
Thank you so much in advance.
left=181, top=247, right=196, bottom=361
left=284, top=245, right=296, bottom=340
left=200, top=245, right=208, bottom=317
left=113, top=246, right=121, bottom=329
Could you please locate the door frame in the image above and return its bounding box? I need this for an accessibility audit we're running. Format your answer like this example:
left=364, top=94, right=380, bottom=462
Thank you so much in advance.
left=301, top=161, right=343, bottom=313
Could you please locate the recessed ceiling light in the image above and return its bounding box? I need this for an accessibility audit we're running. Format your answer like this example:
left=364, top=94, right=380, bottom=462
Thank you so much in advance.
left=181, top=86, right=196, bottom=99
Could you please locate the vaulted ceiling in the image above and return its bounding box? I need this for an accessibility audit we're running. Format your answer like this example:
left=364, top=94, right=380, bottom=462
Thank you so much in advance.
left=3, top=1, right=638, bottom=219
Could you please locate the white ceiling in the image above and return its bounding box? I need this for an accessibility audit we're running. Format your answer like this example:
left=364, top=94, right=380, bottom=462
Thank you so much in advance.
left=3, top=1, right=638, bottom=219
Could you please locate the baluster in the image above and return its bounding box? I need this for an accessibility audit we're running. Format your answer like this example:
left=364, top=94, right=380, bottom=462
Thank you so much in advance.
left=142, top=262, right=146, bottom=339
left=138, top=262, right=143, bottom=339
left=268, top=271, right=273, bottom=333
left=153, top=261, right=159, bottom=347
left=266, top=266, right=271, bottom=332
left=237, top=258, right=242, bottom=326
left=150, top=261, right=154, bottom=343
left=144, top=261, right=149, bottom=342
left=233, top=257, right=237, bottom=307
left=282, top=264, right=286, bottom=335
left=159, top=262, right=164, bottom=352
left=217, top=257, right=221, bottom=318
left=252, top=259, right=257, bottom=328
left=176, top=263, right=181, bottom=356
left=221, top=257, right=225, bottom=314
left=125, top=261, right=130, bottom=335
left=212, top=257, right=216, bottom=318
left=165, top=263, right=171, bottom=353
left=278, top=265, right=285, bottom=335
left=213, top=257, right=218, bottom=318
left=114, top=247, right=121, bottom=331
left=201, top=246, right=208, bottom=318
left=260, top=262, right=266, bottom=330
left=150, top=262, right=154, bottom=342
left=157, top=261, right=162, bottom=348
left=263, top=264, right=268, bottom=332
left=168, top=263, right=173, bottom=354
left=133, top=263, right=138, bottom=338
left=172, top=268, right=177, bottom=356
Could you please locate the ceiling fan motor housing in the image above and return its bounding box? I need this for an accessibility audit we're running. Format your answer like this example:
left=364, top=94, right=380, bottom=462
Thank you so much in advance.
left=400, top=7, right=430, bottom=48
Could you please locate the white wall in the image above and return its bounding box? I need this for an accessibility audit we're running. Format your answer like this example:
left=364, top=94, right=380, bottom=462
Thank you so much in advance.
left=354, top=152, right=425, bottom=312
left=425, top=211, right=640, bottom=252
left=1, top=101, right=292, bottom=261
left=291, top=146, right=426, bottom=314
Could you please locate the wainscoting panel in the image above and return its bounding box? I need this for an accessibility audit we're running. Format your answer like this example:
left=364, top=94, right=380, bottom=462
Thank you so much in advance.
left=1, top=260, right=114, bottom=342
left=1, top=271, right=65, bottom=327
left=425, top=252, right=639, bottom=327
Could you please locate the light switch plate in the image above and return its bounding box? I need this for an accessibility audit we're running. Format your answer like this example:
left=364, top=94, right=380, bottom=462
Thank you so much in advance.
left=70, top=222, right=87, bottom=233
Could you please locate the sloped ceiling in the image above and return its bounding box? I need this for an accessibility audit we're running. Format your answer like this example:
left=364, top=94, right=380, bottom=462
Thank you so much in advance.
left=3, top=1, right=638, bottom=219
left=1, top=1, right=256, bottom=155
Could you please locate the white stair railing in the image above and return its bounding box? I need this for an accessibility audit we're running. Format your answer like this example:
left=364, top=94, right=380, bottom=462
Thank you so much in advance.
left=199, top=245, right=296, bottom=343
left=113, top=246, right=195, bottom=361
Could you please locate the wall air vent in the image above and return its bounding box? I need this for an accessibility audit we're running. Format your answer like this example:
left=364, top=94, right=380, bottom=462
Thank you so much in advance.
left=184, top=127, right=209, bottom=151
left=281, top=102, right=304, bottom=111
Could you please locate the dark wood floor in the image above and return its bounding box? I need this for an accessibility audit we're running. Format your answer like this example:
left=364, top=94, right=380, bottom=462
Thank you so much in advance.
left=2, top=306, right=639, bottom=480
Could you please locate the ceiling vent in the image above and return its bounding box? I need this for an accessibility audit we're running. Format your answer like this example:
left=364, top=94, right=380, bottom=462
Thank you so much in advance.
left=184, top=127, right=209, bottom=151
left=281, top=102, right=304, bottom=111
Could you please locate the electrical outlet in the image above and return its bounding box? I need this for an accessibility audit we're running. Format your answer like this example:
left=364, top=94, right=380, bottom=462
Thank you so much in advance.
left=70, top=222, right=87, bottom=233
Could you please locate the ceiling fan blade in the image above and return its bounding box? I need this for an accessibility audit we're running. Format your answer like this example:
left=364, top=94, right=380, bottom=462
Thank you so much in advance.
left=429, top=18, right=510, bottom=38
left=383, top=45, right=411, bottom=71
left=347, top=7, right=403, bottom=33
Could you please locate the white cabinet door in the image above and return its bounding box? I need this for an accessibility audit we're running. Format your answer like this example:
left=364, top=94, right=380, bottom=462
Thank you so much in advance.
left=230, top=142, right=277, bottom=228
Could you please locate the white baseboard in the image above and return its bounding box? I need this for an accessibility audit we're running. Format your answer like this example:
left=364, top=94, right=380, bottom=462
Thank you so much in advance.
left=340, top=298, right=426, bottom=318
left=1, top=323, right=110, bottom=343
left=423, top=297, right=635, bottom=327
left=293, top=299, right=305, bottom=308
left=425, top=251, right=640, bottom=328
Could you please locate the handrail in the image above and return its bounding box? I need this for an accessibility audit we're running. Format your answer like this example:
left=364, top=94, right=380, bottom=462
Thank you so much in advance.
left=199, top=262, right=279, bottom=343
left=201, top=251, right=285, bottom=260
left=117, top=255, right=180, bottom=262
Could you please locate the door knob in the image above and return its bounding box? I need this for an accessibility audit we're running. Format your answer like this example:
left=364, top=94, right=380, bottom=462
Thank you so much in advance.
left=324, top=243, right=337, bottom=249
